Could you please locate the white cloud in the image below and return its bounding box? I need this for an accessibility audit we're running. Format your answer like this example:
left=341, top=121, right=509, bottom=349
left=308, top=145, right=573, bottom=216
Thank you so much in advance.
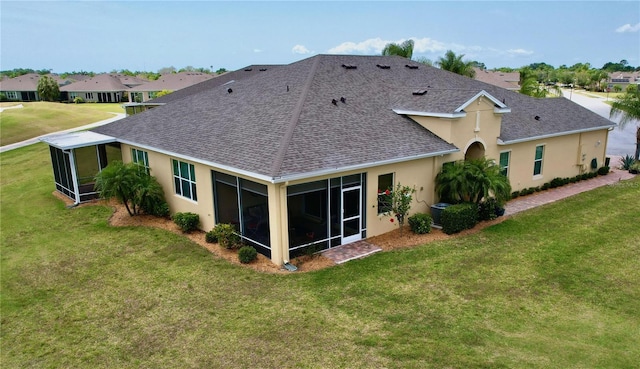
left=292, top=44, right=312, bottom=54
left=507, top=48, right=534, bottom=56
left=253, top=49, right=263, bottom=53
left=327, top=37, right=389, bottom=54
left=615, top=23, right=640, bottom=33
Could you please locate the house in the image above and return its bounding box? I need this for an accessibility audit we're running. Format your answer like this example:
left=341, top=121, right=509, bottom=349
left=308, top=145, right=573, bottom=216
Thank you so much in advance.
left=126, top=72, right=215, bottom=103
left=607, top=71, right=640, bottom=89
left=42, top=55, right=615, bottom=266
left=0, top=73, right=79, bottom=101
left=59, top=74, right=146, bottom=103
left=473, top=68, right=520, bottom=90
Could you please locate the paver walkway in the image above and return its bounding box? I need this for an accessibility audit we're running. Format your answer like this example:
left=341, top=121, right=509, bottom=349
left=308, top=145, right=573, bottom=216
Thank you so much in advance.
left=324, top=164, right=636, bottom=264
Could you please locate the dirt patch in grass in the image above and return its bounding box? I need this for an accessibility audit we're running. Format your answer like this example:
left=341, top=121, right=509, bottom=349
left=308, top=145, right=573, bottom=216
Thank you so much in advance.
left=55, top=192, right=507, bottom=273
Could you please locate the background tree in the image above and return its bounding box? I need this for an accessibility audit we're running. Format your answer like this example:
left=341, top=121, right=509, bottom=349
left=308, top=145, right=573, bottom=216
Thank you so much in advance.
left=155, top=89, right=173, bottom=98
left=36, top=75, right=60, bottom=101
left=436, top=50, right=476, bottom=78
left=610, top=89, right=640, bottom=160
left=381, top=39, right=415, bottom=59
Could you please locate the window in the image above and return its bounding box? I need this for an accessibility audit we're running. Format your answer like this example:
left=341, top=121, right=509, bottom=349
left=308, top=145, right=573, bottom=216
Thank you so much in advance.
left=172, top=159, right=197, bottom=201
left=377, top=173, right=394, bottom=214
left=533, top=145, right=544, bottom=176
left=132, top=148, right=149, bottom=173
left=499, top=151, right=510, bottom=176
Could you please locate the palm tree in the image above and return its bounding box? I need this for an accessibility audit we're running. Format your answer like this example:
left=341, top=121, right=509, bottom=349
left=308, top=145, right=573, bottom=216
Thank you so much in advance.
left=436, top=50, right=476, bottom=78
left=610, top=89, right=640, bottom=160
left=381, top=39, right=414, bottom=59
left=435, top=158, right=511, bottom=206
left=94, top=161, right=138, bottom=216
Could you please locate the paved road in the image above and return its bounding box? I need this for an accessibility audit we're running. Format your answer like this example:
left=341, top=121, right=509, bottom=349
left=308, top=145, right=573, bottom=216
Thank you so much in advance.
left=562, top=89, right=638, bottom=156
left=0, top=112, right=126, bottom=153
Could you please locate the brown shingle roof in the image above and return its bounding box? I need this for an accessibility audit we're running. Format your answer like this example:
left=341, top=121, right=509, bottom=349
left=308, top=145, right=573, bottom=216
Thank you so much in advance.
left=93, top=55, right=614, bottom=181
left=60, top=74, right=130, bottom=92
left=128, top=72, right=215, bottom=92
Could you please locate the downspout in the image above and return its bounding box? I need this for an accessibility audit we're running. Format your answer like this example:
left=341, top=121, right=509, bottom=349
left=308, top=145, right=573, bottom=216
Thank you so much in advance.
left=67, top=149, right=81, bottom=207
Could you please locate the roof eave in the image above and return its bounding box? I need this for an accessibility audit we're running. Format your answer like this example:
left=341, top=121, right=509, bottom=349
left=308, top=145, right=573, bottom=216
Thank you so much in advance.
left=497, top=124, right=616, bottom=145
left=393, top=109, right=466, bottom=119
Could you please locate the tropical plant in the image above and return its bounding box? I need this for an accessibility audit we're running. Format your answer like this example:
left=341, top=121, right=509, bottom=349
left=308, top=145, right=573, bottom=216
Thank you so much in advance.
left=381, top=39, right=415, bottom=59
left=94, top=161, right=168, bottom=216
left=435, top=158, right=512, bottom=206
left=436, top=50, right=476, bottom=78
left=619, top=154, right=636, bottom=170
left=610, top=89, right=640, bottom=160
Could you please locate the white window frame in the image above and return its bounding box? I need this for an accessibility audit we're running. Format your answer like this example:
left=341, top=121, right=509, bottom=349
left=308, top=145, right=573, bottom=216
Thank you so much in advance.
left=499, top=151, right=511, bottom=177
left=172, top=159, right=197, bottom=201
left=533, top=145, right=545, bottom=178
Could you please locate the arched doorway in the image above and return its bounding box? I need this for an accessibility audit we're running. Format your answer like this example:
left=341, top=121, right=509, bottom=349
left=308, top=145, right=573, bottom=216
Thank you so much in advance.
left=465, top=141, right=485, bottom=160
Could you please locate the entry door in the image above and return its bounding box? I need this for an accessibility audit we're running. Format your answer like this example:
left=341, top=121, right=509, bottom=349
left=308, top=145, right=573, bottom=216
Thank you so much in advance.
left=341, top=186, right=362, bottom=244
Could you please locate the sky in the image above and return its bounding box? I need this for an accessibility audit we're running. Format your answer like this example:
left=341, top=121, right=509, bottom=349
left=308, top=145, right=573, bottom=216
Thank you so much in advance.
left=1, top=1, right=639, bottom=74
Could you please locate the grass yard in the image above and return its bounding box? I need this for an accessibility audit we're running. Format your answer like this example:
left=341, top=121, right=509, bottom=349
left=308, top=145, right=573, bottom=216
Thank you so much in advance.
left=1, top=144, right=639, bottom=368
left=0, top=102, right=123, bottom=146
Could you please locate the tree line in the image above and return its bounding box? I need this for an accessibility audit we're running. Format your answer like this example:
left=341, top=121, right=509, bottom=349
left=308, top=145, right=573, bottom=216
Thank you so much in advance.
left=0, top=66, right=228, bottom=80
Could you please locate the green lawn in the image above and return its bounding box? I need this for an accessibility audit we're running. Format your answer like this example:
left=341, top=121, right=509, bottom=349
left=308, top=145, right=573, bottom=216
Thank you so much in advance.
left=1, top=144, right=639, bottom=368
left=0, top=102, right=123, bottom=146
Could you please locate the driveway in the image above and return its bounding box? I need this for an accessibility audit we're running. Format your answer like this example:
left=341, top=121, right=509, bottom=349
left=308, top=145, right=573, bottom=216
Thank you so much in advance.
left=562, top=89, right=638, bottom=156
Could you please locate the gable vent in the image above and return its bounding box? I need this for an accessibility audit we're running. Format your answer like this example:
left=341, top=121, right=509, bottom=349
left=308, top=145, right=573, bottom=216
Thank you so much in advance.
left=341, top=64, right=357, bottom=69
left=376, top=64, right=390, bottom=69
left=405, top=64, right=419, bottom=69
left=412, top=90, right=427, bottom=96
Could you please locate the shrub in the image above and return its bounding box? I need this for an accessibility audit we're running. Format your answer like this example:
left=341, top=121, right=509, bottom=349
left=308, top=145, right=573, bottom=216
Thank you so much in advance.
left=441, top=203, right=478, bottom=235
left=550, top=177, right=564, bottom=188
left=73, top=96, right=85, bottom=104
left=541, top=183, right=551, bottom=191
left=597, top=166, right=610, bottom=175
left=205, top=230, right=218, bottom=243
left=408, top=213, right=432, bottom=234
left=511, top=191, right=520, bottom=199
left=210, top=223, right=240, bottom=249
left=173, top=212, right=199, bottom=233
left=630, top=161, right=640, bottom=174
left=581, top=173, right=590, bottom=180
left=238, top=246, right=258, bottom=263
left=478, top=198, right=499, bottom=221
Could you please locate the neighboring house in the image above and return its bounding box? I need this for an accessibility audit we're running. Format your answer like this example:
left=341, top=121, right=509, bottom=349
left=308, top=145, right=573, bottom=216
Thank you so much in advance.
left=59, top=74, right=132, bottom=103
left=473, top=68, right=520, bottom=90
left=0, top=73, right=79, bottom=101
left=0, top=73, right=41, bottom=101
left=127, top=72, right=215, bottom=103
left=607, top=71, right=640, bottom=89
left=42, top=55, right=615, bottom=266
left=123, top=65, right=280, bottom=115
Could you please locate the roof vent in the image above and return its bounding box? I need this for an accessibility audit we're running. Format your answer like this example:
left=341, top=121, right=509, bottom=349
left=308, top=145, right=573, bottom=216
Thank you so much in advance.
left=259, top=68, right=267, bottom=71
left=244, top=68, right=253, bottom=71
left=227, top=88, right=233, bottom=94
left=405, top=64, right=419, bottom=69
left=341, top=64, right=357, bottom=69
left=340, top=97, right=346, bottom=103
left=412, top=90, right=427, bottom=96
left=331, top=99, right=338, bottom=105
left=534, top=115, right=540, bottom=121
left=376, top=64, right=390, bottom=69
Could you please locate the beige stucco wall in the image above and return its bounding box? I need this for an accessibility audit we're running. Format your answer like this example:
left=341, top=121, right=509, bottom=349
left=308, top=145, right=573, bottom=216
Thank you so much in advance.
left=500, top=130, right=609, bottom=191
left=122, top=144, right=217, bottom=231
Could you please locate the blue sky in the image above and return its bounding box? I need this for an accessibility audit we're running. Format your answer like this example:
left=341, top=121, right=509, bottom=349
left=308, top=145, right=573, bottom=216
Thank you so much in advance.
left=1, top=1, right=639, bottom=73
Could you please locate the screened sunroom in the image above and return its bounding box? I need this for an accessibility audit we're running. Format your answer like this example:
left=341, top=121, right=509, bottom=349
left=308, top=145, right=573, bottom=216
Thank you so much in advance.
left=41, top=131, right=121, bottom=204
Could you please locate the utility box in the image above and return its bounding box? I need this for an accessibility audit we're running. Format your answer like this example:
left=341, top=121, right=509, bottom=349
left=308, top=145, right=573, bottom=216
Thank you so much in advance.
left=430, top=203, right=451, bottom=226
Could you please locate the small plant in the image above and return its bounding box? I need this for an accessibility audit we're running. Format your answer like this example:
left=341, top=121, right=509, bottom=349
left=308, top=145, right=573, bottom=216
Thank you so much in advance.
left=238, top=246, right=258, bottom=263
left=408, top=213, right=432, bottom=234
left=511, top=191, right=520, bottom=199
left=597, top=166, right=610, bottom=175
left=620, top=155, right=636, bottom=170
left=73, top=96, right=85, bottom=104
left=210, top=223, right=240, bottom=249
left=387, top=183, right=416, bottom=235
left=205, top=230, right=218, bottom=243
left=630, top=161, right=640, bottom=174
left=478, top=198, right=499, bottom=221
left=173, top=212, right=199, bottom=233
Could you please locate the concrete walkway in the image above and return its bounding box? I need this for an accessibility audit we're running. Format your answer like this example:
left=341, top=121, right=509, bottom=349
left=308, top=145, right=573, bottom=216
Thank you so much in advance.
left=0, top=112, right=125, bottom=153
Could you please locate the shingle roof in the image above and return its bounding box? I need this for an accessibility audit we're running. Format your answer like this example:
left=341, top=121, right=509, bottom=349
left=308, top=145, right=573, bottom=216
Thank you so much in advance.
left=93, top=55, right=615, bottom=181
left=128, top=72, right=215, bottom=92
left=473, top=68, right=520, bottom=90
left=60, top=74, right=130, bottom=92
left=0, top=73, right=41, bottom=91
